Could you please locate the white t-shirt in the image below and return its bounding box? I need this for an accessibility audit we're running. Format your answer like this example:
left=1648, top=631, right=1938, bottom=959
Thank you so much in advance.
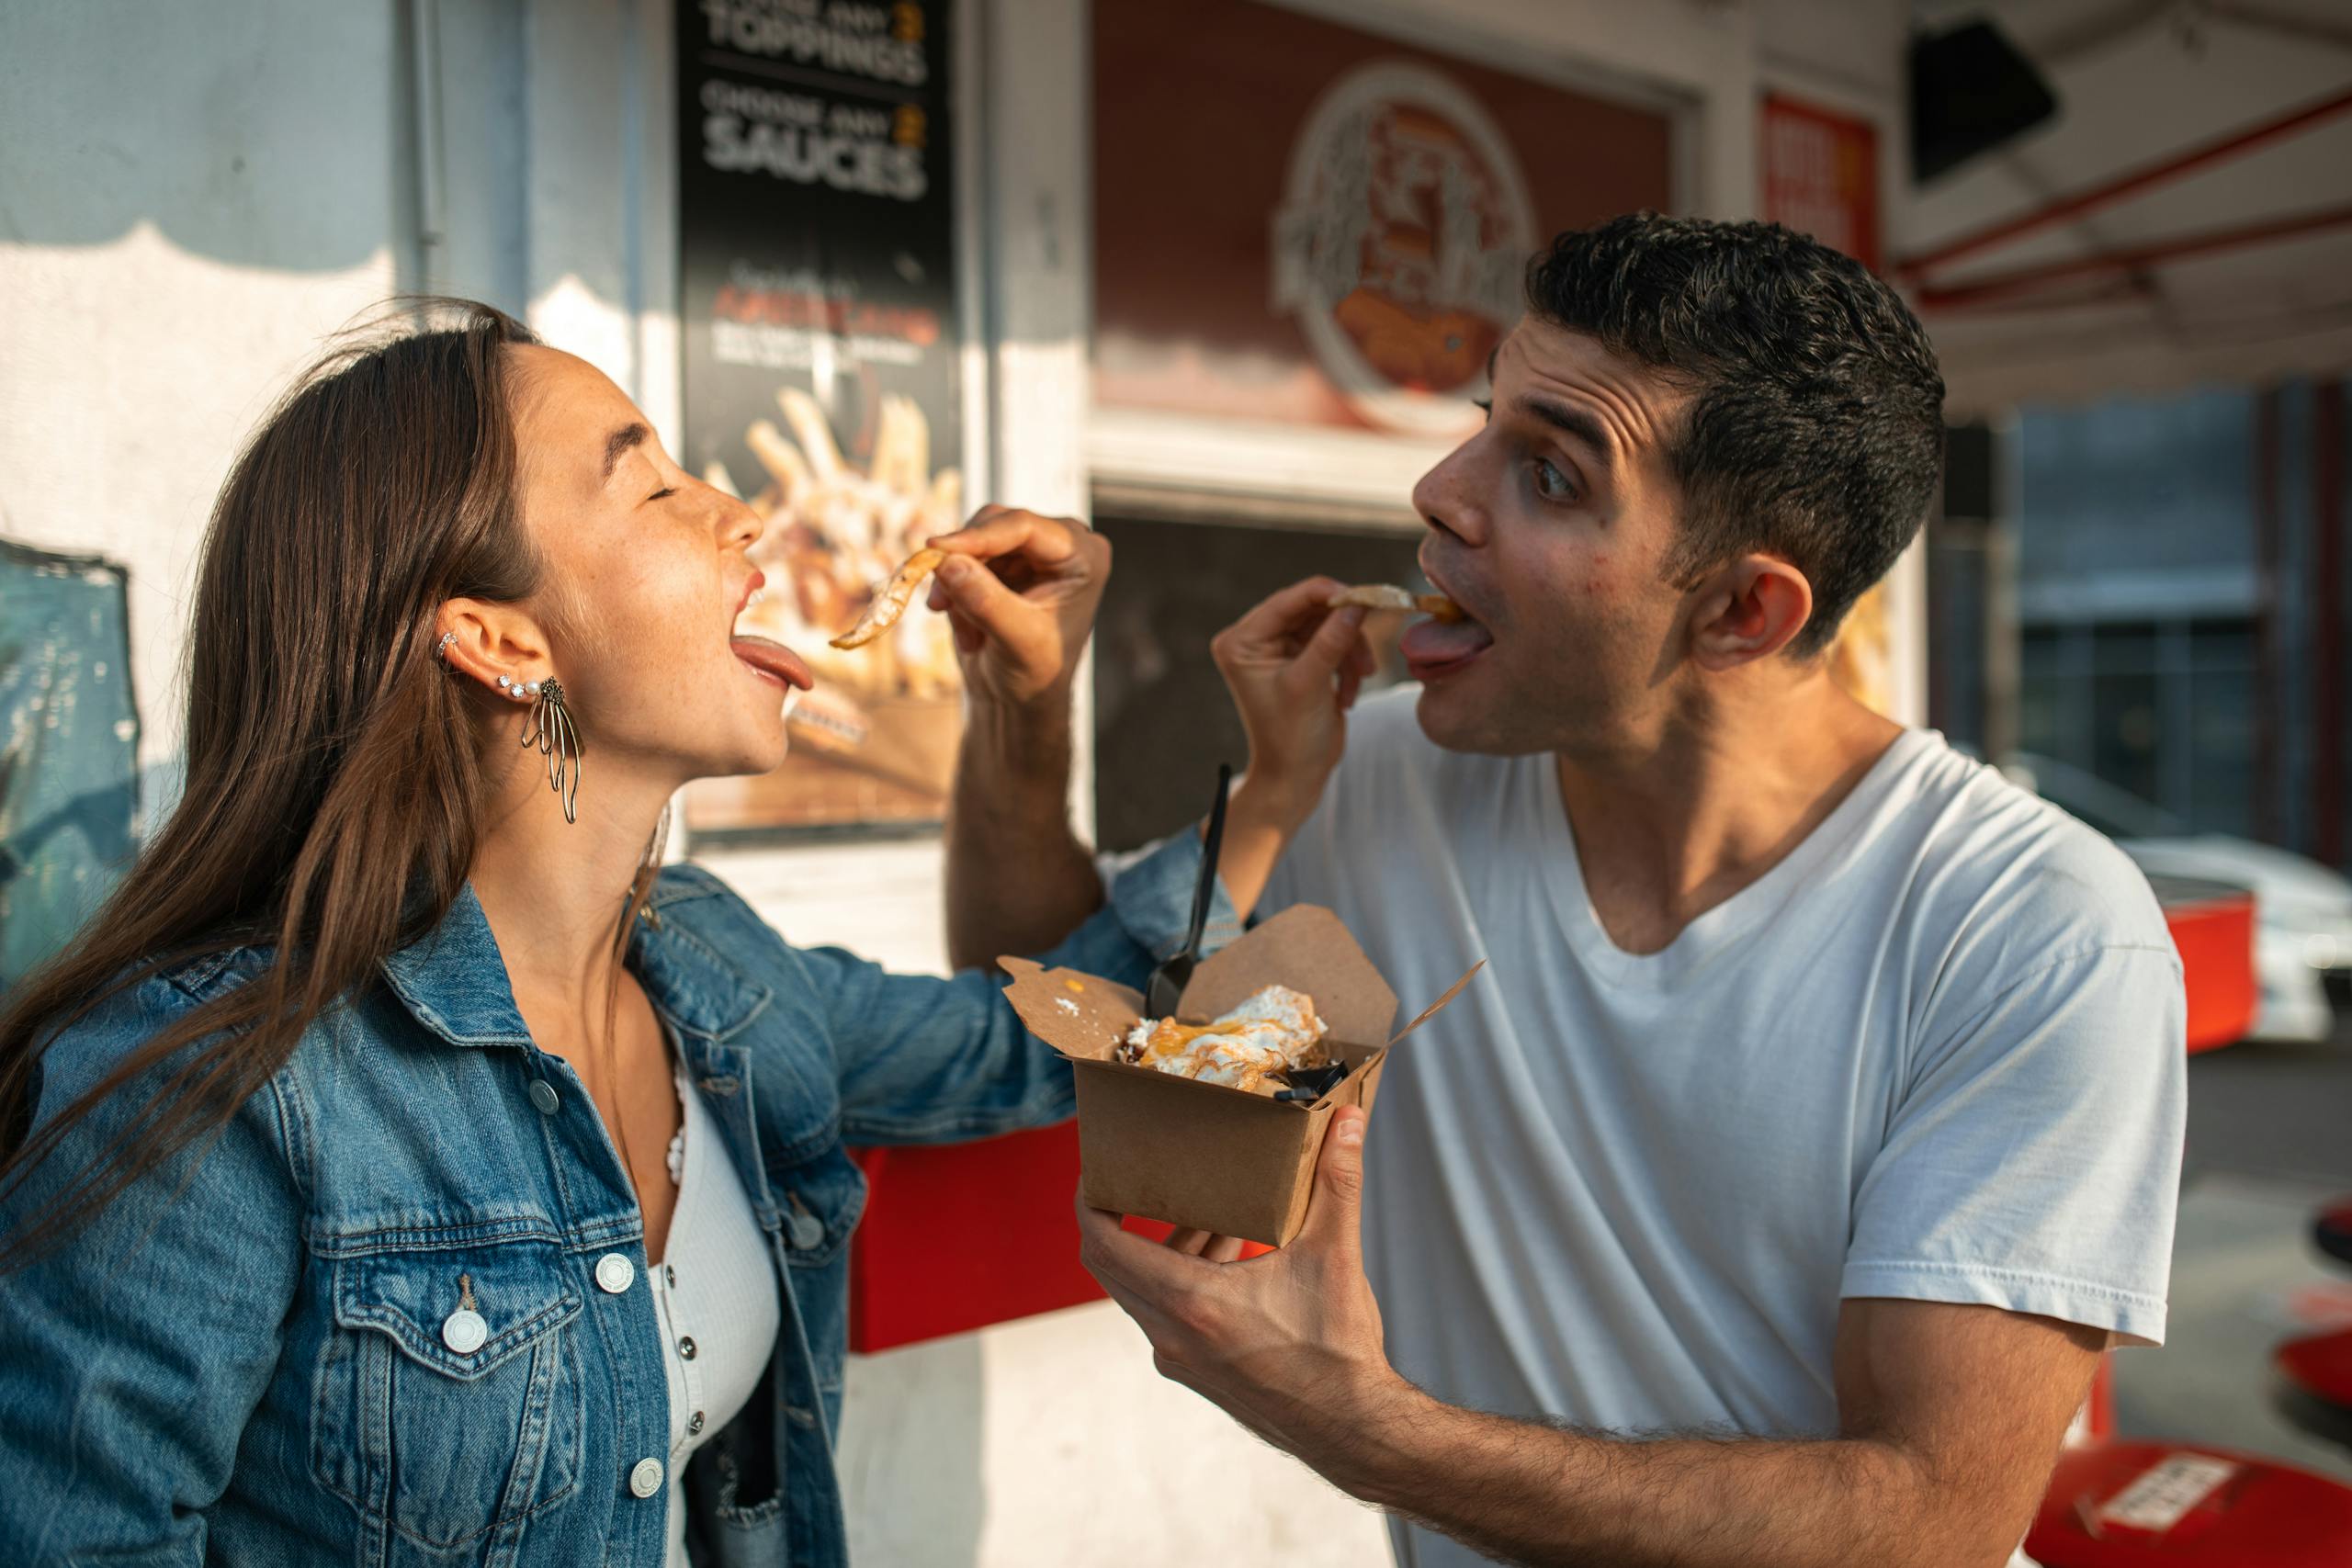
left=1256, top=691, right=2186, bottom=1568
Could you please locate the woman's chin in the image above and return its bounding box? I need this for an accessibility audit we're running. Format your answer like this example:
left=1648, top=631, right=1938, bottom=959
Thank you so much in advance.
left=677, top=716, right=790, bottom=784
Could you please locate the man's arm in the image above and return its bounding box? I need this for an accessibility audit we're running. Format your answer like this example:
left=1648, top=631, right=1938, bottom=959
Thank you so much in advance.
left=940, top=549, right=1374, bottom=968
left=945, top=689, right=1102, bottom=969
left=1340, top=1298, right=2098, bottom=1568
left=1080, top=1111, right=2102, bottom=1568
left=920, top=507, right=1109, bottom=970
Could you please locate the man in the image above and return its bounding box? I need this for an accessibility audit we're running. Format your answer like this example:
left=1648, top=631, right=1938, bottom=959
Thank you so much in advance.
left=955, top=214, right=2185, bottom=1567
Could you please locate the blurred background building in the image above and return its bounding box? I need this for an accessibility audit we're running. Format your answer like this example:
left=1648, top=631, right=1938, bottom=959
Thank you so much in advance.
left=3, top=1, right=2349, bottom=1562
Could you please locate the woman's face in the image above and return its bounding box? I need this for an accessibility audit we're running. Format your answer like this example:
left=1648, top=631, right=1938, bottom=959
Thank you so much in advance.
left=504, top=344, right=810, bottom=789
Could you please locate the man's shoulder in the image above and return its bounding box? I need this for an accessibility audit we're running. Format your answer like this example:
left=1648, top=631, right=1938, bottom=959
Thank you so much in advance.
left=1888, top=733, right=2174, bottom=978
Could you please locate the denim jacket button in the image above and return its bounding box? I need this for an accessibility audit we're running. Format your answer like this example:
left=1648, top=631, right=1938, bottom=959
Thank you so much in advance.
left=440, top=1308, right=488, bottom=1355
left=528, top=1079, right=560, bottom=1115
left=628, top=1458, right=665, bottom=1498
left=594, top=1254, right=635, bottom=1294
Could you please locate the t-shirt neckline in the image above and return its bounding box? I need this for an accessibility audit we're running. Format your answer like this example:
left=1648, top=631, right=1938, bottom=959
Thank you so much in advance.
left=1537, top=728, right=1928, bottom=988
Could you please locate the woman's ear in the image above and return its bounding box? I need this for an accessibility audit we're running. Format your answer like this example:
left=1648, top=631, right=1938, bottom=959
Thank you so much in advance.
left=1686, top=557, right=1814, bottom=671
left=436, top=598, right=554, bottom=693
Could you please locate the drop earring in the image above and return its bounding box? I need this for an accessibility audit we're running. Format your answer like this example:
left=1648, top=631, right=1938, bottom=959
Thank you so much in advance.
left=519, top=677, right=582, bottom=824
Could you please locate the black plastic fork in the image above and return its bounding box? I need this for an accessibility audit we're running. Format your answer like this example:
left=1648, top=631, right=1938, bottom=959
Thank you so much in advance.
left=1145, top=762, right=1233, bottom=1021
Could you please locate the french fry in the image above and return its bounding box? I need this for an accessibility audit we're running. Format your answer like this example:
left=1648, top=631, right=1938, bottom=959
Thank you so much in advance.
left=1327, top=584, right=1465, bottom=621
left=777, top=387, right=844, bottom=481
left=746, top=420, right=813, bottom=505
left=703, top=459, right=741, bottom=499
left=872, top=394, right=929, bottom=496
left=831, top=547, right=945, bottom=650
left=784, top=687, right=871, bottom=757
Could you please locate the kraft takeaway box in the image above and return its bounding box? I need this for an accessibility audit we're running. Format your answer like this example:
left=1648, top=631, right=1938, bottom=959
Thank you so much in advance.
left=1001, top=905, right=1482, bottom=1247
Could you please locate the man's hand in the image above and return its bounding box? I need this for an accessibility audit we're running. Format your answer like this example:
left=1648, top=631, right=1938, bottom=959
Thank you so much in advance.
left=1080, top=1110, right=2102, bottom=1568
left=1075, top=1107, right=1413, bottom=1476
left=1211, top=578, right=1377, bottom=831
left=925, top=505, right=1110, bottom=708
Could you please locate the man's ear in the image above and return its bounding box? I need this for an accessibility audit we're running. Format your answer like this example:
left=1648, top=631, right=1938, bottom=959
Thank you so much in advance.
left=1685, top=556, right=1814, bottom=671
left=437, top=597, right=554, bottom=687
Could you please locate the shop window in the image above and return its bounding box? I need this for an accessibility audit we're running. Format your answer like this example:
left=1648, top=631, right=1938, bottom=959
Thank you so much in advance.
left=2015, top=616, right=2259, bottom=838
left=1091, top=514, right=1424, bottom=852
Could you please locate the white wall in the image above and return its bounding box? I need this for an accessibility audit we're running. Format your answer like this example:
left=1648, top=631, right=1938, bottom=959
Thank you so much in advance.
left=0, top=1, right=407, bottom=773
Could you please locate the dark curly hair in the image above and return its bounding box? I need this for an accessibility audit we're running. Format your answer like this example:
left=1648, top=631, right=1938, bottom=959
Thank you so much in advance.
left=1525, top=214, right=1944, bottom=655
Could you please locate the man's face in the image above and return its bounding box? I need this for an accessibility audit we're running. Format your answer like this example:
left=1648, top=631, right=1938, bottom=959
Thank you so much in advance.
left=1403, top=318, right=1695, bottom=756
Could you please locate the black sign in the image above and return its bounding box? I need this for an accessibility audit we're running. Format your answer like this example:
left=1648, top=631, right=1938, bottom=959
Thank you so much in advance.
left=677, top=0, right=959, bottom=490
left=676, top=0, right=967, bottom=831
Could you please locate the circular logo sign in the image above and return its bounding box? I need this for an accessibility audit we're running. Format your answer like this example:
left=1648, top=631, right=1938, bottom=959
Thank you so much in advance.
left=1272, top=62, right=1537, bottom=437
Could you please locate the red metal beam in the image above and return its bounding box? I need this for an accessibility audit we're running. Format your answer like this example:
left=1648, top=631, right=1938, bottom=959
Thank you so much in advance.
left=1915, top=202, right=2352, bottom=311
left=1897, top=85, right=2352, bottom=280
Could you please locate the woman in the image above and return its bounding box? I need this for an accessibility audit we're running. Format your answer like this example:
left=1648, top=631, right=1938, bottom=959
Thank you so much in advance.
left=0, top=301, right=1327, bottom=1567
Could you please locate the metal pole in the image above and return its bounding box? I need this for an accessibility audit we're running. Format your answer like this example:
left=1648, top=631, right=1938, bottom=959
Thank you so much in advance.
left=1917, top=203, right=2352, bottom=312
left=2315, top=381, right=2346, bottom=866
left=1896, top=85, right=2352, bottom=279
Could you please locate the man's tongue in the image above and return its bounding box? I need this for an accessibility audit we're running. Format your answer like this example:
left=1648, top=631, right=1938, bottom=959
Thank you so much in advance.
left=729, top=635, right=814, bottom=691
left=1399, top=615, right=1495, bottom=668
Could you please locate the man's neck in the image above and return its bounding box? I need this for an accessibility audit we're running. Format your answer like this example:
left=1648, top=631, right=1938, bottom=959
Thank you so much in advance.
left=1555, top=676, right=1902, bottom=955
left=467, top=753, right=674, bottom=1027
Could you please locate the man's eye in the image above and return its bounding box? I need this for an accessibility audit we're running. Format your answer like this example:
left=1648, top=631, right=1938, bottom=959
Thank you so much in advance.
left=1533, top=458, right=1577, bottom=502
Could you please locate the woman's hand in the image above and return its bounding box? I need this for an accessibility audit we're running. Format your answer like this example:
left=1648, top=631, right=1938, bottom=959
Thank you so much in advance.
left=1212, top=577, right=1377, bottom=834
left=924, top=505, right=1111, bottom=709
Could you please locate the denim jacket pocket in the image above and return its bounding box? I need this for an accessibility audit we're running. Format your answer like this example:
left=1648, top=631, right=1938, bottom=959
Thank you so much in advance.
left=312, top=1239, right=585, bottom=1554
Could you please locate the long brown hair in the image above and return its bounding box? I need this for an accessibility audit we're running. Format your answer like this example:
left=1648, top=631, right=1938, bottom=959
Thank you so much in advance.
left=0, top=299, right=566, bottom=1268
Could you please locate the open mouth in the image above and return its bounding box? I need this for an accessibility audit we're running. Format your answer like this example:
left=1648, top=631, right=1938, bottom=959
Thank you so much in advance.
left=729, top=575, right=815, bottom=692
left=1399, top=565, right=1495, bottom=682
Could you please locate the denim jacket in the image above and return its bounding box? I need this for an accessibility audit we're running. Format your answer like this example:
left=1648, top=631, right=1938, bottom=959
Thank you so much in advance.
left=0, top=829, right=1228, bottom=1568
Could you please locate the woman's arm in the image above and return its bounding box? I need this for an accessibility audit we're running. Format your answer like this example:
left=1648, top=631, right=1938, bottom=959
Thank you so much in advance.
left=818, top=826, right=1237, bottom=1145
left=0, top=986, right=305, bottom=1562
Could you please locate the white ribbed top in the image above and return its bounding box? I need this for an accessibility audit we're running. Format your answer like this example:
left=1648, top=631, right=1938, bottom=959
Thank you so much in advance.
left=654, top=1043, right=782, bottom=1567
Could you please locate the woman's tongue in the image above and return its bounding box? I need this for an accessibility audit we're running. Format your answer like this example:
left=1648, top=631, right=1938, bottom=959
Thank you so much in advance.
left=1399, top=614, right=1495, bottom=670
left=729, top=635, right=814, bottom=691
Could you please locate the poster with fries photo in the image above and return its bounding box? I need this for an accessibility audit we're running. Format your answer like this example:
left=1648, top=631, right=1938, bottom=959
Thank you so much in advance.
left=675, top=0, right=963, bottom=833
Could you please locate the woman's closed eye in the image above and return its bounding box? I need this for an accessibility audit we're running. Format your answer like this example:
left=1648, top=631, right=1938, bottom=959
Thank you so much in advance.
left=646, top=485, right=677, bottom=503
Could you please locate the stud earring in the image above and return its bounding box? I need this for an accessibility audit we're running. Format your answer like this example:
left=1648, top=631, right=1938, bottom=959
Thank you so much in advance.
left=519, top=677, right=582, bottom=824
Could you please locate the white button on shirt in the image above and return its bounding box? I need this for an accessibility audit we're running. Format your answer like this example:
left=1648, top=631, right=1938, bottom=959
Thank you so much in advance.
left=651, top=1050, right=782, bottom=1567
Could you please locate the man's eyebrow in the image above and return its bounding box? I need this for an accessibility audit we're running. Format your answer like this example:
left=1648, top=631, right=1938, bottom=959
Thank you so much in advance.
left=1514, top=396, right=1616, bottom=476
left=601, top=422, right=650, bottom=481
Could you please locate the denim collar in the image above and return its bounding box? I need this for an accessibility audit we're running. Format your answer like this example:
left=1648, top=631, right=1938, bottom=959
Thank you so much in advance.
left=377, top=880, right=770, bottom=1050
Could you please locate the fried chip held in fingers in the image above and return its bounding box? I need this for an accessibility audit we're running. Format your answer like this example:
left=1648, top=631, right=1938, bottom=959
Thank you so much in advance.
left=1328, top=582, right=1465, bottom=622
left=830, top=547, right=946, bottom=650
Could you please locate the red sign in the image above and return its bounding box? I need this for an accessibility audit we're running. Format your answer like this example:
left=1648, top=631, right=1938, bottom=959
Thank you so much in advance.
left=1094, top=0, right=1675, bottom=438
left=1761, top=94, right=1882, bottom=272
